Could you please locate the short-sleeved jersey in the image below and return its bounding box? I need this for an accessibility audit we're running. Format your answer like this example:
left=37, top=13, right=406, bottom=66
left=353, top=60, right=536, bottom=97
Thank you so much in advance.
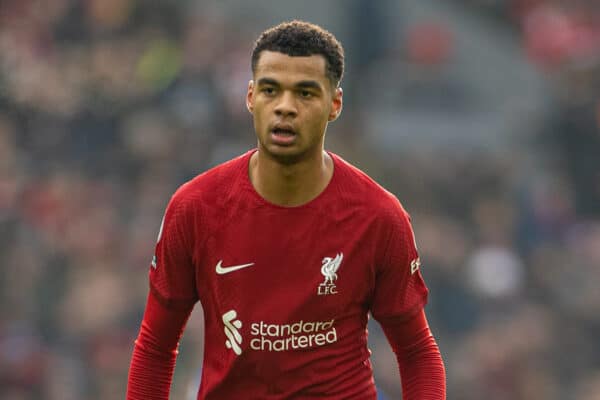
left=150, top=150, right=429, bottom=399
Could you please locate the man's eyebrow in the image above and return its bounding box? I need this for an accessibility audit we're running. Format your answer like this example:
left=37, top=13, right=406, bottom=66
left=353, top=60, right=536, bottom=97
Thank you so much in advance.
left=256, top=77, right=323, bottom=91
left=256, top=77, right=280, bottom=86
left=295, top=80, right=322, bottom=91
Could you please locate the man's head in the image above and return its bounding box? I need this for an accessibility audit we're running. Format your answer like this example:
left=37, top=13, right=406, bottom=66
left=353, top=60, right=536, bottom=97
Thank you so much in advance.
left=247, top=21, right=345, bottom=164
left=251, top=20, right=344, bottom=88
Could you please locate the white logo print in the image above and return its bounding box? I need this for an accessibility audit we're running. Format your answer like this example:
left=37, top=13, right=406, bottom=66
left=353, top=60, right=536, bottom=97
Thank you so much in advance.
left=222, top=310, right=340, bottom=354
left=250, top=319, right=338, bottom=351
left=410, top=258, right=421, bottom=274
left=215, top=260, right=255, bottom=275
left=222, top=310, right=243, bottom=355
left=318, top=253, right=343, bottom=295
left=156, top=214, right=165, bottom=243
left=151, top=214, right=166, bottom=270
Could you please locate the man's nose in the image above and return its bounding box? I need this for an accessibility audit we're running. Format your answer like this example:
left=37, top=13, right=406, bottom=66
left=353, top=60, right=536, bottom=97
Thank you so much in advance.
left=274, top=91, right=298, bottom=117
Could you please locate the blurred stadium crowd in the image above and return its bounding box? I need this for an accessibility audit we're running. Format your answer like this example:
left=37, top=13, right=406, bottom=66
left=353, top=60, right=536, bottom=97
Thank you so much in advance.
left=1, top=0, right=599, bottom=399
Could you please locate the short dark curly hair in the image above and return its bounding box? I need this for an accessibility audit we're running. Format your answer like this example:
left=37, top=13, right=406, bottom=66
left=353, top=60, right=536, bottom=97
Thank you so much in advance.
left=251, top=20, right=345, bottom=87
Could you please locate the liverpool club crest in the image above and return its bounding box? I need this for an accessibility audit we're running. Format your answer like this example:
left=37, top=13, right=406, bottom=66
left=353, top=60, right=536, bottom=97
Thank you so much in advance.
left=318, top=253, right=343, bottom=295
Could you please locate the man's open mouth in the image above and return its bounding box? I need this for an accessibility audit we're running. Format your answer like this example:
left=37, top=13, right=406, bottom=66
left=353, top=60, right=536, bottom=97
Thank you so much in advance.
left=270, top=125, right=297, bottom=145
left=271, top=127, right=295, bottom=136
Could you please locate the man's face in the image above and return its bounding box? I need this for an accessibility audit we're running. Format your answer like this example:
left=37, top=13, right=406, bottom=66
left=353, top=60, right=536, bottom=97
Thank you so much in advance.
left=247, top=51, right=342, bottom=164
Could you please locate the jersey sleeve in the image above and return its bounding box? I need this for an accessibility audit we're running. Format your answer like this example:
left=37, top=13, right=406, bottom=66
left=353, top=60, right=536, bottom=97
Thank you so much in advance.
left=379, top=310, right=446, bottom=399
left=149, top=191, right=199, bottom=309
left=371, top=204, right=429, bottom=321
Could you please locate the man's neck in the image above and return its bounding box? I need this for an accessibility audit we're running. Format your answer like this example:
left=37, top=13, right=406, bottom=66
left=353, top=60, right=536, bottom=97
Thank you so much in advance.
left=249, top=149, right=334, bottom=207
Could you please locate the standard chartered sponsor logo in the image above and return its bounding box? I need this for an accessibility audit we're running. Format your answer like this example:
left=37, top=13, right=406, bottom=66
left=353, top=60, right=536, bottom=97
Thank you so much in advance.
left=222, top=310, right=243, bottom=355
left=221, top=311, right=338, bottom=355
left=250, top=319, right=337, bottom=352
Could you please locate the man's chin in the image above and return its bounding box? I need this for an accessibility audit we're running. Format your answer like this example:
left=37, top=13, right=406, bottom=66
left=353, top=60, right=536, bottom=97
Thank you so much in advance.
left=261, top=145, right=306, bottom=165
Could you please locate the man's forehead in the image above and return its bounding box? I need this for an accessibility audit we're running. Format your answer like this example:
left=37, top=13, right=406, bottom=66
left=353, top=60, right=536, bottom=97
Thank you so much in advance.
left=254, top=51, right=328, bottom=81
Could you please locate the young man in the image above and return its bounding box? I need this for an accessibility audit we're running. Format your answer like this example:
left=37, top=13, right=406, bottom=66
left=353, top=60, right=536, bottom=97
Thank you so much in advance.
left=127, top=20, right=446, bottom=399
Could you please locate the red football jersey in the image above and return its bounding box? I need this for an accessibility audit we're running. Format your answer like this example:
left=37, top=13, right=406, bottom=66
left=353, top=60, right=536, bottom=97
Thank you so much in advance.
left=150, top=150, right=429, bottom=399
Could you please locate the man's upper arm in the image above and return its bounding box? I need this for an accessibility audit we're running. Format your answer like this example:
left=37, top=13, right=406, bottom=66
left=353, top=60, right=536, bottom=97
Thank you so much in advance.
left=149, top=191, right=199, bottom=309
left=371, top=203, right=428, bottom=321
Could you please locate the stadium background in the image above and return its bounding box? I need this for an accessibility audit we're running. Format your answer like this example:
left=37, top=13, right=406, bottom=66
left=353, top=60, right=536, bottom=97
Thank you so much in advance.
left=1, top=0, right=600, bottom=399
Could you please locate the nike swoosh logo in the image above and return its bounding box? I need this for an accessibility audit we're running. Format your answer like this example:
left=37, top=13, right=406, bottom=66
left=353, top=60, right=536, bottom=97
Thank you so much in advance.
left=216, top=260, right=255, bottom=274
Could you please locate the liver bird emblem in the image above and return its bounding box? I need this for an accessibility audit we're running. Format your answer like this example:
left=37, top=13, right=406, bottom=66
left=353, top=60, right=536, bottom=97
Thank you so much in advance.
left=321, top=253, right=343, bottom=285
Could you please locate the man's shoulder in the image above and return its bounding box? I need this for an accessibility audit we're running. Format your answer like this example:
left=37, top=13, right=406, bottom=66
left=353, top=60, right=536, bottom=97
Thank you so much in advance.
left=170, top=151, right=251, bottom=207
left=332, top=154, right=414, bottom=240
left=332, top=153, right=405, bottom=215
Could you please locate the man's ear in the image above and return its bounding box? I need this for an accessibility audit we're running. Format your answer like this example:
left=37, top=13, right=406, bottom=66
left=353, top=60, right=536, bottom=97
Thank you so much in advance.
left=328, top=87, right=343, bottom=121
left=246, top=80, right=254, bottom=114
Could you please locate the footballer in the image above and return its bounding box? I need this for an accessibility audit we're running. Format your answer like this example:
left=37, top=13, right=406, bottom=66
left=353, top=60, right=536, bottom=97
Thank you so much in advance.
left=127, top=20, right=446, bottom=399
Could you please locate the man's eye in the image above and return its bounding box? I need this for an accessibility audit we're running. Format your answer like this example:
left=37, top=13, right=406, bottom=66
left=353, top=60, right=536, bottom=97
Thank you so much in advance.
left=300, top=90, right=312, bottom=98
left=262, top=87, right=275, bottom=95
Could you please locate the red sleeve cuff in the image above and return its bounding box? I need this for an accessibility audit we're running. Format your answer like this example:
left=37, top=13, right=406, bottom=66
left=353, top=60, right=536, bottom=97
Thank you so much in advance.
left=379, top=309, right=446, bottom=400
left=126, top=291, right=194, bottom=399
